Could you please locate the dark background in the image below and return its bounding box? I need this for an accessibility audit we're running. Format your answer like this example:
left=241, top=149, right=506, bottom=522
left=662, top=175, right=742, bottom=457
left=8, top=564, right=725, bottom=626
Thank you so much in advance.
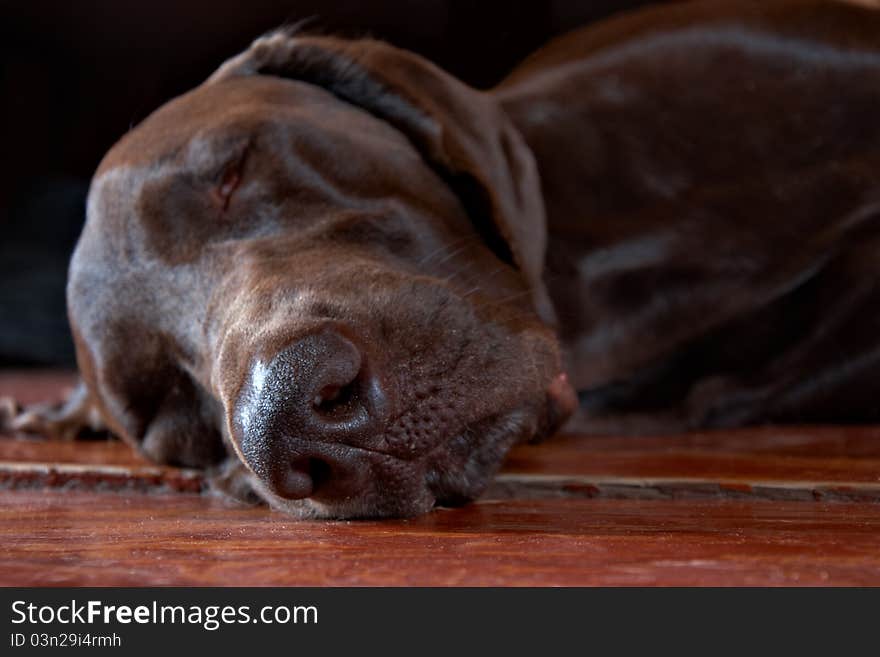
left=0, top=0, right=653, bottom=368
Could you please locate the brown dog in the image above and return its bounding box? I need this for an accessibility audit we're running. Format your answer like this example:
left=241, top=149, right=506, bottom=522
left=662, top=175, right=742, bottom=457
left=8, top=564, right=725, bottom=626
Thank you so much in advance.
left=7, top=0, right=880, bottom=518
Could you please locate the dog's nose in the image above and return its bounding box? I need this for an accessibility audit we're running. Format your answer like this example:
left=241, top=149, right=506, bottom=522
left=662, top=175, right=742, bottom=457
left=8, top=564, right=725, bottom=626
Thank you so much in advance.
left=235, top=327, right=388, bottom=500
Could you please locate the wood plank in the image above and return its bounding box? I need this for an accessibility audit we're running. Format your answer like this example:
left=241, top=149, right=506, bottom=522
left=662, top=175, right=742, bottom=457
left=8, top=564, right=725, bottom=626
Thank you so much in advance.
left=1, top=489, right=878, bottom=586
left=494, top=426, right=880, bottom=502
left=2, top=371, right=880, bottom=501
left=3, top=370, right=880, bottom=586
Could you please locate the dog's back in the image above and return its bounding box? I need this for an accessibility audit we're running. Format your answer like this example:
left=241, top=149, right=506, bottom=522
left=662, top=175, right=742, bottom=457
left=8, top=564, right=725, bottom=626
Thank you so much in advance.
left=495, top=0, right=880, bottom=432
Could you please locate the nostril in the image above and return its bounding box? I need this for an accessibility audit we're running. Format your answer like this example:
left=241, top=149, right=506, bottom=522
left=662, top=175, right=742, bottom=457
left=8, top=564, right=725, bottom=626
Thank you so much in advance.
left=278, top=456, right=315, bottom=500
left=308, top=457, right=333, bottom=491
left=313, top=380, right=357, bottom=416
left=277, top=456, right=333, bottom=500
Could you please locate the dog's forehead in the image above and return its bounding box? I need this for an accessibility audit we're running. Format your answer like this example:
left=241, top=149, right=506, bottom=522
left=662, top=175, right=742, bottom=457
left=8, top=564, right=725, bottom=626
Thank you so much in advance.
left=95, top=75, right=393, bottom=176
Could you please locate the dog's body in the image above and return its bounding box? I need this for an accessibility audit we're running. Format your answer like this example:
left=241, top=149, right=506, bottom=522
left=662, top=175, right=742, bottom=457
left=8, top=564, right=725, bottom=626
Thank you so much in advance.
left=499, top=0, right=880, bottom=432
left=7, top=0, right=880, bottom=517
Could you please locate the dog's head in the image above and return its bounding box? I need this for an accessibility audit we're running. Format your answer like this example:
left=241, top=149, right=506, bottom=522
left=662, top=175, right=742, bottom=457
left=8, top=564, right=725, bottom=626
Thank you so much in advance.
left=69, top=31, right=575, bottom=518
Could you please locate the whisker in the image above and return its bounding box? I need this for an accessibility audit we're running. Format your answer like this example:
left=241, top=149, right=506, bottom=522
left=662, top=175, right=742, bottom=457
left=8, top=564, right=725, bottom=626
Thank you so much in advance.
left=432, top=239, right=480, bottom=266
left=440, top=260, right=477, bottom=285
left=480, top=265, right=509, bottom=281
left=470, top=288, right=534, bottom=310
left=418, top=235, right=477, bottom=266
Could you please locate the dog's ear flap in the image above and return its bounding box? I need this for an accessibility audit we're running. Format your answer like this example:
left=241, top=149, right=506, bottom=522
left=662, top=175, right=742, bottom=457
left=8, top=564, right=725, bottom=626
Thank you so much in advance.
left=208, top=31, right=555, bottom=324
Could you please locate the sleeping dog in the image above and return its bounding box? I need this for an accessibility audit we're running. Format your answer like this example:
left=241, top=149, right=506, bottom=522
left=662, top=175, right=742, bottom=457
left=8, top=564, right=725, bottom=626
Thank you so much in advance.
left=6, top=0, right=880, bottom=517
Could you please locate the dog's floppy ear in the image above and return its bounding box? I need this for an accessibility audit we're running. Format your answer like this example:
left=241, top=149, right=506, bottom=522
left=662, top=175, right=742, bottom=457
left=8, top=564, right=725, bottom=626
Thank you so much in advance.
left=208, top=31, right=555, bottom=324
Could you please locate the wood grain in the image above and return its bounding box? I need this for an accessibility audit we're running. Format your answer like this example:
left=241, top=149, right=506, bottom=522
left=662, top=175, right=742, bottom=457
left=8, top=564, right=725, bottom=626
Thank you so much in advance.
left=2, top=490, right=878, bottom=586
left=2, top=370, right=880, bottom=586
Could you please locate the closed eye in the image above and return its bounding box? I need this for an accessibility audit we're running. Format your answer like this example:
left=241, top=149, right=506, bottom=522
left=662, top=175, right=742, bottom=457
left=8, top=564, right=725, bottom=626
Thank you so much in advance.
left=211, top=143, right=250, bottom=211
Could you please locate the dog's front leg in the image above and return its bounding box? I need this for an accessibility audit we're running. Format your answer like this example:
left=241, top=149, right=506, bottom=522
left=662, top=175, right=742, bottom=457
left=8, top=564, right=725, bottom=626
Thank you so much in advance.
left=0, top=379, right=106, bottom=440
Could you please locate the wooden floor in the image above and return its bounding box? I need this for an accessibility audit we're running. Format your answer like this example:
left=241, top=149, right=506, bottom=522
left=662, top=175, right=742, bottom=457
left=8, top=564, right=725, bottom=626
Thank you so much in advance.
left=2, top=370, right=880, bottom=586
